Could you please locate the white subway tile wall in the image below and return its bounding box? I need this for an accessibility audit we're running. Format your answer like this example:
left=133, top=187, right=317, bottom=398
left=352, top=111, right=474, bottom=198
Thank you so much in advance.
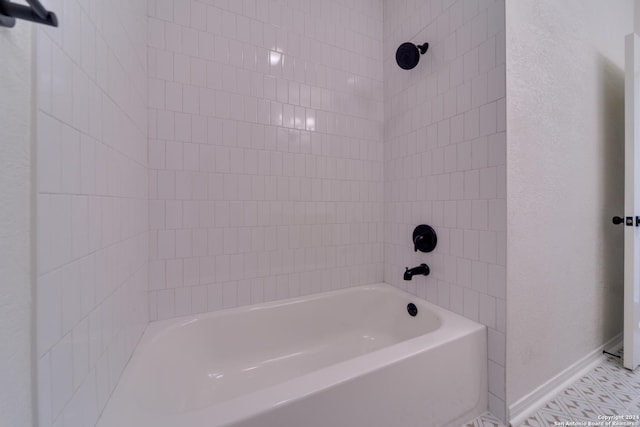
left=32, top=0, right=509, bottom=425
left=35, top=1, right=149, bottom=426
left=147, top=0, right=385, bottom=320
left=382, top=0, right=506, bottom=422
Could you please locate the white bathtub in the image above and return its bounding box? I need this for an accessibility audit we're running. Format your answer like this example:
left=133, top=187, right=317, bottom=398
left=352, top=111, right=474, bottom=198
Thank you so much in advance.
left=97, top=283, right=487, bottom=427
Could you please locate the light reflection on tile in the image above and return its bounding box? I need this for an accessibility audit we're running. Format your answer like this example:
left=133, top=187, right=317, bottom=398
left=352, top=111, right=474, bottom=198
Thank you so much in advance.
left=148, top=0, right=385, bottom=323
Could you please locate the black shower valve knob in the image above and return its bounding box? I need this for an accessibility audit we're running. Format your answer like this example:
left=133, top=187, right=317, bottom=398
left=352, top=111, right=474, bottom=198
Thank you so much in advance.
left=412, top=224, right=437, bottom=253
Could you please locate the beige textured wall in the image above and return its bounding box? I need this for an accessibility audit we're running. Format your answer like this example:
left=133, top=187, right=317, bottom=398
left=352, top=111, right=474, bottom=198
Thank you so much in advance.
left=506, top=0, right=633, bottom=406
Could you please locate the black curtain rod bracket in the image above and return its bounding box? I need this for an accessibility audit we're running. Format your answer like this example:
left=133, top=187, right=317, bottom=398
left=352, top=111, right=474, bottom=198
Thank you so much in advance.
left=0, top=0, right=58, bottom=28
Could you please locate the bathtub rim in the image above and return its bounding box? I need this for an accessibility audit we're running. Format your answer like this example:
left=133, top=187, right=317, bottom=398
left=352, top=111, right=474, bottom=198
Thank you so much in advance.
left=144, top=282, right=462, bottom=343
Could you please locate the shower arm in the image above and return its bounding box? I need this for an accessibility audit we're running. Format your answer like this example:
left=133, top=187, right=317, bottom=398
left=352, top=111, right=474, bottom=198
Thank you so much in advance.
left=0, top=0, right=58, bottom=28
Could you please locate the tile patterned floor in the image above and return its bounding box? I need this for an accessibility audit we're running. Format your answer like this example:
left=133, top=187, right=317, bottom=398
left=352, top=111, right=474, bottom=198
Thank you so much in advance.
left=462, top=350, right=640, bottom=427
left=463, top=411, right=504, bottom=427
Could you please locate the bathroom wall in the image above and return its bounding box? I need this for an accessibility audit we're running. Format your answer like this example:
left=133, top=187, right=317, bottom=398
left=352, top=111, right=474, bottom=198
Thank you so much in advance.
left=35, top=0, right=149, bottom=426
left=0, top=21, right=34, bottom=427
left=506, top=0, right=633, bottom=409
left=147, top=0, right=384, bottom=320
left=383, top=0, right=507, bottom=420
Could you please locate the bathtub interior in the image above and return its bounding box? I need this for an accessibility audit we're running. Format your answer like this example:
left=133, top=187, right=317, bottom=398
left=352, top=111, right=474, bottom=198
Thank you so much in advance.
left=130, top=285, right=443, bottom=413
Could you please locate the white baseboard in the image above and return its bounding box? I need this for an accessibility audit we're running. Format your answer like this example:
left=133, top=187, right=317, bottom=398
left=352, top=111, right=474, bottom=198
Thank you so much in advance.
left=508, top=334, right=623, bottom=426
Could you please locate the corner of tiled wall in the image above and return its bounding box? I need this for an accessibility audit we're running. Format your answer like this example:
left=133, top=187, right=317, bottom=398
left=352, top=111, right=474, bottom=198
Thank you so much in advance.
left=35, top=0, right=149, bottom=426
left=146, top=0, right=385, bottom=321
left=382, top=0, right=506, bottom=421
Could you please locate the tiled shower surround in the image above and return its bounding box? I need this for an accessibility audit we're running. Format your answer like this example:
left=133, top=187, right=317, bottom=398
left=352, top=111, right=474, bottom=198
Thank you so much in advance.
left=146, top=0, right=385, bottom=319
left=33, top=0, right=508, bottom=425
left=35, top=1, right=149, bottom=426
left=383, top=0, right=507, bottom=420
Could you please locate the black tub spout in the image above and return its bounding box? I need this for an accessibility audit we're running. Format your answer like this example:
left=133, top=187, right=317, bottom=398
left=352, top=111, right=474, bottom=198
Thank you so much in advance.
left=404, top=264, right=430, bottom=281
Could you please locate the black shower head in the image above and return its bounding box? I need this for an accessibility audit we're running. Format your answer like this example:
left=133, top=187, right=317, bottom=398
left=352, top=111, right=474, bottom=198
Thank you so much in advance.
left=395, top=42, right=429, bottom=70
